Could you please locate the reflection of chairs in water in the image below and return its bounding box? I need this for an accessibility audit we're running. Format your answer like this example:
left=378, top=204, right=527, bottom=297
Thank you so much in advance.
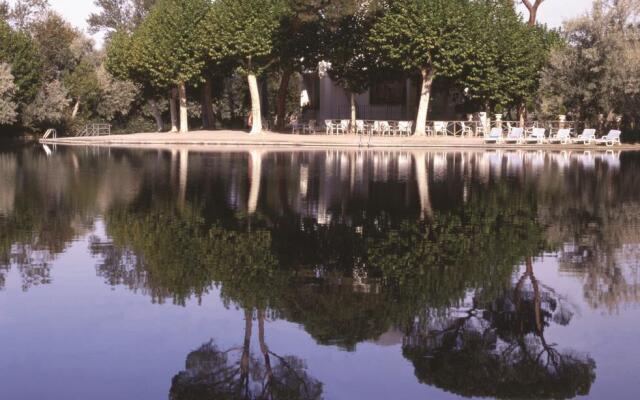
left=486, top=150, right=504, bottom=171
left=398, top=152, right=411, bottom=181
left=550, top=151, right=571, bottom=169
left=574, top=151, right=595, bottom=169
left=433, top=152, right=448, bottom=182
left=525, top=150, right=546, bottom=171
left=506, top=151, right=524, bottom=172
left=597, top=150, right=621, bottom=170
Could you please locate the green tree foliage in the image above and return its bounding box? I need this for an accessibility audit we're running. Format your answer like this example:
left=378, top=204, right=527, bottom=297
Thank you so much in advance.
left=88, top=0, right=156, bottom=36
left=21, top=79, right=70, bottom=128
left=0, top=63, right=18, bottom=125
left=133, top=0, right=210, bottom=132
left=0, top=20, right=42, bottom=113
left=370, top=0, right=474, bottom=135
left=30, top=12, right=78, bottom=80
left=64, top=59, right=101, bottom=119
left=326, top=3, right=381, bottom=128
left=134, top=0, right=208, bottom=90
left=540, top=0, right=640, bottom=134
left=203, top=0, right=287, bottom=134
left=271, top=0, right=324, bottom=130
left=461, top=0, right=559, bottom=114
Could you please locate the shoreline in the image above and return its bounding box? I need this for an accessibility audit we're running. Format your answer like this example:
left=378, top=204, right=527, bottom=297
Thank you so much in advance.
left=40, top=130, right=640, bottom=151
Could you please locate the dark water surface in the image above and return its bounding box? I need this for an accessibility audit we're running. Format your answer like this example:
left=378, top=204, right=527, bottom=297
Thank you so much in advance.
left=1, top=145, right=639, bottom=400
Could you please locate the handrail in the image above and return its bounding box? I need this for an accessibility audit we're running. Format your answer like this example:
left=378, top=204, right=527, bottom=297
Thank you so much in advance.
left=76, top=124, right=111, bottom=137
left=42, top=128, right=57, bottom=139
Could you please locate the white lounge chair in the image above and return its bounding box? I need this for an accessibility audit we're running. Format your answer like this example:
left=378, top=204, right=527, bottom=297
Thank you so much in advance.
left=549, top=128, right=572, bottom=144
left=504, top=127, right=525, bottom=144
left=484, top=127, right=504, bottom=144
left=524, top=128, right=546, bottom=144
left=572, top=129, right=596, bottom=145
left=596, top=130, right=621, bottom=146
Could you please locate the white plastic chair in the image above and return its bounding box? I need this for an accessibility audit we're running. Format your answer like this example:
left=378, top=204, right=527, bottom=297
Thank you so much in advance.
left=549, top=128, right=572, bottom=144
left=596, top=130, right=621, bottom=146
left=572, top=129, right=596, bottom=145
left=504, top=128, right=525, bottom=144
left=484, top=127, right=503, bottom=144
left=524, top=128, right=547, bottom=144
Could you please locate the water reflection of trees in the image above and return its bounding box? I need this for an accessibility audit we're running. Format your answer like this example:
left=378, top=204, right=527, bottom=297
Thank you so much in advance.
left=3, top=146, right=640, bottom=398
left=170, top=311, right=323, bottom=400
left=0, top=147, right=144, bottom=289
left=402, top=258, right=594, bottom=399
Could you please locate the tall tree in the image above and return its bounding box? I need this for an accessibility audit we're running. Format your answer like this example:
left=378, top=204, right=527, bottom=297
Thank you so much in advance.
left=522, top=0, right=545, bottom=26
left=370, top=0, right=474, bottom=135
left=0, top=0, right=48, bottom=31
left=327, top=4, right=380, bottom=131
left=204, top=0, right=287, bottom=135
left=539, top=0, right=640, bottom=130
left=461, top=0, right=557, bottom=118
left=0, top=20, right=42, bottom=116
left=88, top=0, right=156, bottom=36
left=270, top=0, right=323, bottom=130
left=134, top=0, right=210, bottom=133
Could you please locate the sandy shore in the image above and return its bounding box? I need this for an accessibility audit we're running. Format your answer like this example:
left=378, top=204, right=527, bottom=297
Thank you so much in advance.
left=40, top=130, right=640, bottom=151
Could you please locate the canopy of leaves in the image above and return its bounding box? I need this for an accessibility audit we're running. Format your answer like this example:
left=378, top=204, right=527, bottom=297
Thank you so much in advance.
left=30, top=12, right=78, bottom=80
left=0, top=20, right=42, bottom=109
left=203, top=0, right=287, bottom=75
left=0, top=63, right=18, bottom=125
left=539, top=0, right=640, bottom=126
left=461, top=0, right=560, bottom=110
left=132, top=0, right=209, bottom=88
left=369, top=0, right=474, bottom=78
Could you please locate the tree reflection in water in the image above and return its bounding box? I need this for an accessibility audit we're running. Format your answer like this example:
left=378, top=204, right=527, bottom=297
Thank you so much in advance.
left=402, top=257, right=594, bottom=399
left=170, top=310, right=323, bottom=400
left=3, top=147, right=640, bottom=398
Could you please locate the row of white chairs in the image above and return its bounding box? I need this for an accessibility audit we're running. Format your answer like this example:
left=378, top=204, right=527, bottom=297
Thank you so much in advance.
left=324, top=120, right=414, bottom=136
left=484, top=127, right=622, bottom=146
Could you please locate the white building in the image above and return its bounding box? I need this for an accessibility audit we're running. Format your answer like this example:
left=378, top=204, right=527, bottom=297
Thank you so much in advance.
left=298, top=62, right=464, bottom=123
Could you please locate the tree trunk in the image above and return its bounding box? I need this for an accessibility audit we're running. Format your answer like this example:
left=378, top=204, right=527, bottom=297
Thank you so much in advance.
left=201, top=77, right=215, bottom=130
left=275, top=69, right=292, bottom=131
left=71, top=98, right=81, bottom=120
left=350, top=92, right=357, bottom=133
left=248, top=150, right=263, bottom=214
left=258, top=309, right=273, bottom=381
left=414, top=68, right=435, bottom=136
left=248, top=73, right=263, bottom=135
left=169, top=88, right=179, bottom=133
left=148, top=99, right=164, bottom=132
left=522, top=0, right=544, bottom=26
left=518, top=103, right=526, bottom=127
left=178, top=149, right=188, bottom=207
left=178, top=82, right=188, bottom=133
left=414, top=151, right=433, bottom=219
left=241, top=309, right=253, bottom=381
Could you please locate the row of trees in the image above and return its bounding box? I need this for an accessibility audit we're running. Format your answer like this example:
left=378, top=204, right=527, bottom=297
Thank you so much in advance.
left=540, top=0, right=640, bottom=137
left=101, top=0, right=557, bottom=135
left=3, top=1, right=639, bottom=137
left=0, top=0, right=140, bottom=135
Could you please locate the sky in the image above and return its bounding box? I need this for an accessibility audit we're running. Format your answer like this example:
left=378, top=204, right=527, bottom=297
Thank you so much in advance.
left=10, top=0, right=593, bottom=48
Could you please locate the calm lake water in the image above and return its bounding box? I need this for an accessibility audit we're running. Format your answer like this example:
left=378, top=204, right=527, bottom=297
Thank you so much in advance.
left=1, top=144, right=639, bottom=400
